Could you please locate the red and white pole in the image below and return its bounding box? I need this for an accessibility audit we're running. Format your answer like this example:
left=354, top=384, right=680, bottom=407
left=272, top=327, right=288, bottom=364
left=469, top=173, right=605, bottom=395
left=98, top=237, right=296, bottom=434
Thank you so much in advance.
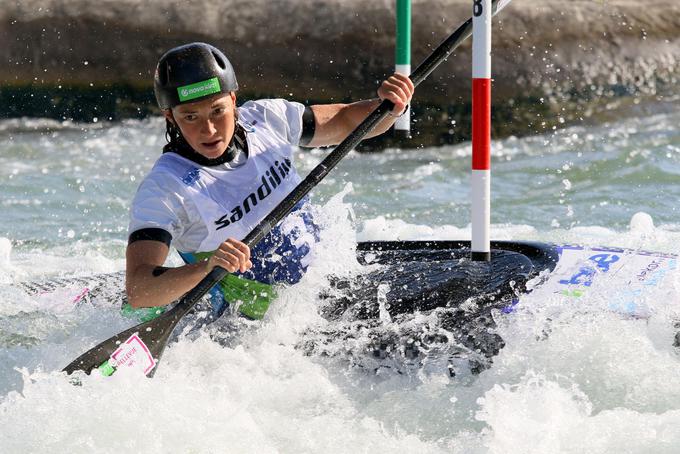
left=471, top=0, right=492, bottom=261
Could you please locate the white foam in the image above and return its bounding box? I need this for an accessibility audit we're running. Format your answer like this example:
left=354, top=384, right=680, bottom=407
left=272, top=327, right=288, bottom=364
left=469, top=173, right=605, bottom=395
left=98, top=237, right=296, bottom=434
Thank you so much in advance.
left=0, top=238, right=15, bottom=285
left=630, top=211, right=655, bottom=234
left=0, top=194, right=450, bottom=452
left=358, top=216, right=538, bottom=242
left=475, top=370, right=680, bottom=453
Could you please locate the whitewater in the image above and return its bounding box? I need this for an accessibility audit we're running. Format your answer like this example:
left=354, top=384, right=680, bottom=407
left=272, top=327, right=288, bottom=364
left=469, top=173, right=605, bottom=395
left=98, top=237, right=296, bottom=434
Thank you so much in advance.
left=1, top=99, right=680, bottom=453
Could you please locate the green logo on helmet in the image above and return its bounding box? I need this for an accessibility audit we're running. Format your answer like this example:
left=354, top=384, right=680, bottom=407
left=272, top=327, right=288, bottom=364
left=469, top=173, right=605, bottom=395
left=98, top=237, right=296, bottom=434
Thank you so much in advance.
left=177, top=77, right=221, bottom=102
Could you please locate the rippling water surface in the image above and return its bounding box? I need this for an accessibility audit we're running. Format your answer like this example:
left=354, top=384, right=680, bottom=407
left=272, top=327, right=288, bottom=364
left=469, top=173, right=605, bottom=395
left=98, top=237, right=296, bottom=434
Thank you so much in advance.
left=1, top=101, right=680, bottom=453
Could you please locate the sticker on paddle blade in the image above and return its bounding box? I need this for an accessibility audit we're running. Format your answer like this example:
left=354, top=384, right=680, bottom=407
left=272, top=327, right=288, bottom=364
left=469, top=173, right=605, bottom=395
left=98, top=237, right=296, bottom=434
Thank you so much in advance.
left=109, top=333, right=156, bottom=376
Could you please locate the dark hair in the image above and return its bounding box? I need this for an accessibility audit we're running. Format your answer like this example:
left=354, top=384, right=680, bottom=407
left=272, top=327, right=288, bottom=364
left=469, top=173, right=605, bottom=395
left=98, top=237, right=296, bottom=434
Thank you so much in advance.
left=165, top=119, right=182, bottom=145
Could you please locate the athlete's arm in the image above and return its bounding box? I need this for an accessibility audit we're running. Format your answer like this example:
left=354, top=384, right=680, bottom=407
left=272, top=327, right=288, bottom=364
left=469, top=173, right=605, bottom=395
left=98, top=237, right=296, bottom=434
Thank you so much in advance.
left=125, top=237, right=252, bottom=308
left=304, top=73, right=414, bottom=148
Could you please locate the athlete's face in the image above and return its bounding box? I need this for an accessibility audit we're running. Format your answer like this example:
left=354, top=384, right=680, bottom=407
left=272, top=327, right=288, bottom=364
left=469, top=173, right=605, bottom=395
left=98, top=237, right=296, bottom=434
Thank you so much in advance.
left=166, top=92, right=237, bottom=159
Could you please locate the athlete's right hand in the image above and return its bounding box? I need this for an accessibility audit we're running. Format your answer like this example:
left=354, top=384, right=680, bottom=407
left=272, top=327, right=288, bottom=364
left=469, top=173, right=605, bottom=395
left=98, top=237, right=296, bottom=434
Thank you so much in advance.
left=207, top=238, right=252, bottom=273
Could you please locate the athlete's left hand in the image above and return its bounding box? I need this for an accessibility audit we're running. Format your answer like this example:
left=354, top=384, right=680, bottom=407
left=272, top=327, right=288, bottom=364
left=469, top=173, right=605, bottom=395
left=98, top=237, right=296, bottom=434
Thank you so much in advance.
left=377, top=73, right=414, bottom=117
left=208, top=238, right=252, bottom=274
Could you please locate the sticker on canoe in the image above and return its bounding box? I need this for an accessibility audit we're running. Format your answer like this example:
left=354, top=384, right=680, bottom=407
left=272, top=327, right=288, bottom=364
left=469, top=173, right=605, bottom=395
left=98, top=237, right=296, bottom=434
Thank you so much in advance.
left=547, top=245, right=678, bottom=318
left=109, top=333, right=156, bottom=375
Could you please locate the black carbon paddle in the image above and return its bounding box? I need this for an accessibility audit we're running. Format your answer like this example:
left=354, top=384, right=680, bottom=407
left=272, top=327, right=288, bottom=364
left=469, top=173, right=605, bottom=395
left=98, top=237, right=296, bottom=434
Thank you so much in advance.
left=63, top=0, right=513, bottom=377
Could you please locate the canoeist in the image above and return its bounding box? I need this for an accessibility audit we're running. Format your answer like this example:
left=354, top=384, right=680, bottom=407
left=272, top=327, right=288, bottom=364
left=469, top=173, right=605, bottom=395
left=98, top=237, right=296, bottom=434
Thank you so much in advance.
left=125, top=42, right=414, bottom=319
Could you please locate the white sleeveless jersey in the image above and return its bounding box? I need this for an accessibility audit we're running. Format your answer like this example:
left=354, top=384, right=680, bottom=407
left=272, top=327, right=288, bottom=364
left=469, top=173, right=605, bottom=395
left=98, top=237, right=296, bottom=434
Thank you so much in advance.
left=129, top=98, right=306, bottom=253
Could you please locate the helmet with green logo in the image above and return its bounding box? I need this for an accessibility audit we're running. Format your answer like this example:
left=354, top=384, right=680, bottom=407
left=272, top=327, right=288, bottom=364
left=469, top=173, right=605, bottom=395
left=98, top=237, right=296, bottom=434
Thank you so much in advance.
left=154, top=42, right=239, bottom=110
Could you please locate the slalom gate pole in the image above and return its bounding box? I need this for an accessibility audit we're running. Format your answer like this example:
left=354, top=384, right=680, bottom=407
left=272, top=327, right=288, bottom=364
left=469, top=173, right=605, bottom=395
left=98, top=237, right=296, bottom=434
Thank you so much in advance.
left=471, top=0, right=493, bottom=261
left=394, top=0, right=412, bottom=138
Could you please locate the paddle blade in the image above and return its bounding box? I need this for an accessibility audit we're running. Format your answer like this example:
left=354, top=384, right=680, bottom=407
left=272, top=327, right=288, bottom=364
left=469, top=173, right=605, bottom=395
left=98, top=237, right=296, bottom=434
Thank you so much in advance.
left=62, top=312, right=177, bottom=377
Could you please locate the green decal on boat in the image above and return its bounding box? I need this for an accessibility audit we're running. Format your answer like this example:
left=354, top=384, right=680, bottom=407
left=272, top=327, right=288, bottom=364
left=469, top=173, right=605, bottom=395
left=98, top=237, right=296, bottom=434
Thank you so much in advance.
left=98, top=360, right=115, bottom=377
left=120, top=303, right=166, bottom=322
left=561, top=289, right=584, bottom=298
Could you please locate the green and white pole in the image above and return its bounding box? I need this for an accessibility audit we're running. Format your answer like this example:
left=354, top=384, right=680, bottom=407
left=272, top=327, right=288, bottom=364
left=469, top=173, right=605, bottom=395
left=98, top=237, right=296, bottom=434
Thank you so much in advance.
left=394, top=0, right=411, bottom=138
